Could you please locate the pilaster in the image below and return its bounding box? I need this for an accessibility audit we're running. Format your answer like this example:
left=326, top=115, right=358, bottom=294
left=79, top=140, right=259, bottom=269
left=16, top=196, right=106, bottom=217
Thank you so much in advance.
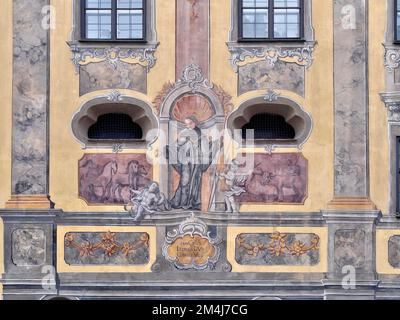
left=7, top=0, right=53, bottom=209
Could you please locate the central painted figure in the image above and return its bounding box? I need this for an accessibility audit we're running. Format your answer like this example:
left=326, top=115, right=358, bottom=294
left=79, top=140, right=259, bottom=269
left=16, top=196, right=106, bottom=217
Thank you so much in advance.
left=167, top=116, right=219, bottom=211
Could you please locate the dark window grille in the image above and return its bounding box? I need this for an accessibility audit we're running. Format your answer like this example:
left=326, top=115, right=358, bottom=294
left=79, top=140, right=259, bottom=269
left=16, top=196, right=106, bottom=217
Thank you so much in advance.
left=242, top=113, right=295, bottom=140
left=88, top=113, right=143, bottom=140
left=82, top=0, right=146, bottom=41
left=239, top=0, right=303, bottom=41
left=395, top=0, right=400, bottom=42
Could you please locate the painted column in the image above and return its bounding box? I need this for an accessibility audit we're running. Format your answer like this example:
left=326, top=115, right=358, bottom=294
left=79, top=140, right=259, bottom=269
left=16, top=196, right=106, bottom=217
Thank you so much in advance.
left=329, top=0, right=375, bottom=209
left=6, top=0, right=53, bottom=208
left=322, top=0, right=379, bottom=299
left=176, top=0, right=210, bottom=78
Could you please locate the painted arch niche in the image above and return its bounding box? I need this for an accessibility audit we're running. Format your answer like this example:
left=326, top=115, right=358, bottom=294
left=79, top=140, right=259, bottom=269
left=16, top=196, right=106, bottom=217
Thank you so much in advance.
left=71, top=95, right=158, bottom=149
left=171, top=94, right=215, bottom=124
left=227, top=95, right=312, bottom=149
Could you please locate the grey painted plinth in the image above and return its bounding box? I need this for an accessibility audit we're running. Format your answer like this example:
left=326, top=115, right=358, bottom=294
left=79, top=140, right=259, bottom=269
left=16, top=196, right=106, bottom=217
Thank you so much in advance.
left=0, top=209, right=397, bottom=300
left=56, top=273, right=327, bottom=300
left=322, top=210, right=381, bottom=300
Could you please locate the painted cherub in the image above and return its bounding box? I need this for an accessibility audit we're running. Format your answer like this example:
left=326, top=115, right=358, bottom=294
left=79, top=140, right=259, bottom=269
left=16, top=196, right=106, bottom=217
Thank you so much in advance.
left=126, top=182, right=171, bottom=221
left=219, top=159, right=249, bottom=213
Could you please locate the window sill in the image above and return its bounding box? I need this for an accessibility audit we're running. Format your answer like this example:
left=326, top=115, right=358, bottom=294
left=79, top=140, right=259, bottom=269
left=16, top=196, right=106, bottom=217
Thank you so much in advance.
left=78, top=39, right=148, bottom=44
left=82, top=139, right=149, bottom=150
left=88, top=139, right=145, bottom=143
left=237, top=38, right=306, bottom=44
left=241, top=139, right=298, bottom=146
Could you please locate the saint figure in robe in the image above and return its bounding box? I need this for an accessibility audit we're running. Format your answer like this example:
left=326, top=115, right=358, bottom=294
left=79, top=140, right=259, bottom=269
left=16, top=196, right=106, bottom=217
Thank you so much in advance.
left=166, top=116, right=220, bottom=210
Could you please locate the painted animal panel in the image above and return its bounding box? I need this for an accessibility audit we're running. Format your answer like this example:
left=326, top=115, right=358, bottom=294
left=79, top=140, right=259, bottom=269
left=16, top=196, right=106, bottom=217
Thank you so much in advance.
left=236, top=153, right=307, bottom=204
left=79, top=154, right=152, bottom=205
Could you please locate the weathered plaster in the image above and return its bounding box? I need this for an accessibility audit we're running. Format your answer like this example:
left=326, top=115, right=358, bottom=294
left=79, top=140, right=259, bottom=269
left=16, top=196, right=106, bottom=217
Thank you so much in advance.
left=0, top=0, right=12, bottom=207
left=238, top=60, right=305, bottom=97
left=79, top=61, right=147, bottom=96
left=333, top=0, right=369, bottom=197
left=12, top=0, right=49, bottom=195
left=11, top=229, right=46, bottom=267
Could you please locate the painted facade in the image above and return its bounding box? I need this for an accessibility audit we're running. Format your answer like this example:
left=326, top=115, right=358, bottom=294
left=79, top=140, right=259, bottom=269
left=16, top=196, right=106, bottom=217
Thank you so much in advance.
left=0, top=0, right=398, bottom=300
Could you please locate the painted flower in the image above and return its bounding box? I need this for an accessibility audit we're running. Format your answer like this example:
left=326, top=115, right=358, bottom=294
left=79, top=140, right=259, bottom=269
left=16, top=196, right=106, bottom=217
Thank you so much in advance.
left=79, top=241, right=96, bottom=257
left=121, top=243, right=135, bottom=257
left=267, top=232, right=288, bottom=257
left=289, top=241, right=308, bottom=257
left=101, top=231, right=116, bottom=243
left=103, top=244, right=118, bottom=257
left=310, top=236, right=320, bottom=250
left=139, top=233, right=150, bottom=247
left=99, top=232, right=119, bottom=256
left=65, top=233, right=75, bottom=247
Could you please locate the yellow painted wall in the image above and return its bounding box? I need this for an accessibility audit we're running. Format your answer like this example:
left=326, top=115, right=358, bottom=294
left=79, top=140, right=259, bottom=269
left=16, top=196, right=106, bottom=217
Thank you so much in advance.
left=211, top=0, right=334, bottom=212
left=369, top=1, right=389, bottom=214
left=49, top=0, right=175, bottom=212
left=49, top=0, right=335, bottom=213
left=377, top=229, right=400, bottom=274
left=0, top=0, right=392, bottom=293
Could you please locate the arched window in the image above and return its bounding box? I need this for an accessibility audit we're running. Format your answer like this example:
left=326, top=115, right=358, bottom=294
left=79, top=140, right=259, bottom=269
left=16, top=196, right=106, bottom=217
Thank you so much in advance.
left=241, top=113, right=295, bottom=140
left=71, top=95, right=158, bottom=148
left=227, top=96, right=312, bottom=148
left=88, top=113, right=143, bottom=140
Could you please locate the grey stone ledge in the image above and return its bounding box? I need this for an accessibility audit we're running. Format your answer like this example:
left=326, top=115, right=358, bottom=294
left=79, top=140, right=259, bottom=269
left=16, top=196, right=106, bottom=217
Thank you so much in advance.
left=53, top=210, right=326, bottom=226
left=322, top=279, right=380, bottom=288
left=56, top=290, right=324, bottom=300
left=0, top=209, right=59, bottom=223
left=377, top=214, right=400, bottom=227
left=321, top=210, right=381, bottom=224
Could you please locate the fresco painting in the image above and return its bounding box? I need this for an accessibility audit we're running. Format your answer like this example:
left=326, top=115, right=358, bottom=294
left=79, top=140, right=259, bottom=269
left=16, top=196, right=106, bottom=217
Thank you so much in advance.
left=222, top=153, right=308, bottom=206
left=79, top=154, right=153, bottom=205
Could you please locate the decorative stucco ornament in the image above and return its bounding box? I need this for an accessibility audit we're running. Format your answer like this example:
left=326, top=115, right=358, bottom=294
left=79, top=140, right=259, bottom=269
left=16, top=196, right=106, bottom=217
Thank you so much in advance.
left=384, top=47, right=400, bottom=71
left=176, top=64, right=213, bottom=93
left=227, top=44, right=315, bottom=73
left=69, top=45, right=157, bottom=73
left=264, top=89, right=280, bottom=102
left=107, top=90, right=123, bottom=102
left=162, top=213, right=222, bottom=270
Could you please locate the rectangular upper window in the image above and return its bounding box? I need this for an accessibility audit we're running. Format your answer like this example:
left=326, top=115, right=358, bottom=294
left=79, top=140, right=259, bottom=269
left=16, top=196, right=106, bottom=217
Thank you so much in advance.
left=239, top=0, right=303, bottom=41
left=396, top=0, right=400, bottom=42
left=82, top=0, right=146, bottom=41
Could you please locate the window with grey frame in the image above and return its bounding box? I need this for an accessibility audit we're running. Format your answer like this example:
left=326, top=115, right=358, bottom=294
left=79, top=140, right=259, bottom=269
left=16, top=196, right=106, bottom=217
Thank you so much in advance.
left=81, top=0, right=146, bottom=41
left=239, top=0, right=303, bottom=41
